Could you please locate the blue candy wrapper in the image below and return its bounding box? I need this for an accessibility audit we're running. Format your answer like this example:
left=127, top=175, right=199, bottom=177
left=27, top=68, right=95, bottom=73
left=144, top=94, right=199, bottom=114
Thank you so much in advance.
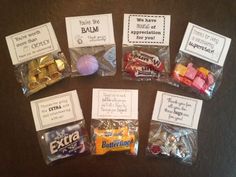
left=38, top=121, right=90, bottom=164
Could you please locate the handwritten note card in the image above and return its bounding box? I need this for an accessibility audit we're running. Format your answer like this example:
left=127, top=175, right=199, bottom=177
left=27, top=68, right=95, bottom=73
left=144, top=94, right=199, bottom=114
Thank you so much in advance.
left=66, top=14, right=115, bottom=48
left=92, top=89, right=138, bottom=120
left=152, top=91, right=202, bottom=129
left=123, top=14, right=170, bottom=45
left=180, top=23, right=231, bottom=67
left=31, top=90, right=84, bottom=131
left=6, top=23, right=60, bottom=65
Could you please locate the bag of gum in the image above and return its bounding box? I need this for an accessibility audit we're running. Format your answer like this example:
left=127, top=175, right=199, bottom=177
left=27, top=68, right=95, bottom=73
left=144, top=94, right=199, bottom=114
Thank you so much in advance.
left=30, top=90, right=90, bottom=164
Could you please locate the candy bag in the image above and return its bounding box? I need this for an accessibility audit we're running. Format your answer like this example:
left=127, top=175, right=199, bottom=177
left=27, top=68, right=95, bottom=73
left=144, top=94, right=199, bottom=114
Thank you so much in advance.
left=91, top=89, right=139, bottom=155
left=146, top=91, right=202, bottom=165
left=6, top=22, right=70, bottom=96
left=171, top=23, right=231, bottom=99
left=122, top=14, right=171, bottom=81
left=65, top=14, right=116, bottom=77
left=30, top=90, right=90, bottom=164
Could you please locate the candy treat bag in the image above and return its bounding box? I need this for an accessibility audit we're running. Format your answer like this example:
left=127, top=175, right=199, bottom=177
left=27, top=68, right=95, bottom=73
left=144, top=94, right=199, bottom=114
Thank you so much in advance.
left=171, top=23, right=231, bottom=99
left=122, top=14, right=171, bottom=81
left=6, top=23, right=70, bottom=96
left=30, top=90, right=90, bottom=164
left=146, top=91, right=202, bottom=165
left=91, top=89, right=139, bottom=155
left=65, top=14, right=116, bottom=77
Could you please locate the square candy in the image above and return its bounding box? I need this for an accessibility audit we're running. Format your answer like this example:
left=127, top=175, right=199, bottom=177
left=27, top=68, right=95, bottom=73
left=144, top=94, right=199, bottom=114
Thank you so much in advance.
left=185, top=66, right=197, bottom=80
left=174, top=64, right=187, bottom=76
left=182, top=77, right=192, bottom=86
left=192, top=76, right=205, bottom=90
left=208, top=74, right=215, bottom=85
left=198, top=67, right=209, bottom=76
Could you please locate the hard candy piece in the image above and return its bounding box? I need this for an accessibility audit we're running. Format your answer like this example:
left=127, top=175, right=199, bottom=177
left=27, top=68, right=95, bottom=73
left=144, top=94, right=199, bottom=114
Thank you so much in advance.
left=208, top=73, right=215, bottom=85
left=174, top=64, right=187, bottom=76
left=103, top=47, right=116, bottom=67
left=192, top=76, right=205, bottom=90
left=185, top=66, right=197, bottom=80
left=150, top=145, right=161, bottom=155
left=76, top=55, right=99, bottom=76
left=182, top=77, right=192, bottom=86
left=198, top=67, right=209, bottom=77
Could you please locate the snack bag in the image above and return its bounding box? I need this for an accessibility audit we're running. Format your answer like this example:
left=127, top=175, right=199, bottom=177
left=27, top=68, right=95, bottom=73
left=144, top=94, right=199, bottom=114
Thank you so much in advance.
left=91, top=89, right=139, bottom=155
left=65, top=14, right=116, bottom=77
left=6, top=22, right=70, bottom=96
left=122, top=14, right=171, bottom=81
left=146, top=91, right=202, bottom=165
left=172, top=22, right=231, bottom=99
left=30, top=90, right=90, bottom=164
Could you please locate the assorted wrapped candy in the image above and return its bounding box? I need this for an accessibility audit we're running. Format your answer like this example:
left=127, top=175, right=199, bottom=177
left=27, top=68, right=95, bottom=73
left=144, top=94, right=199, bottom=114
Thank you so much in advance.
left=146, top=91, right=202, bottom=165
left=171, top=23, right=231, bottom=99
left=147, top=122, right=197, bottom=165
left=123, top=48, right=167, bottom=79
left=91, top=89, right=139, bottom=155
left=66, top=14, right=116, bottom=77
left=122, top=14, right=171, bottom=81
left=30, top=90, right=90, bottom=164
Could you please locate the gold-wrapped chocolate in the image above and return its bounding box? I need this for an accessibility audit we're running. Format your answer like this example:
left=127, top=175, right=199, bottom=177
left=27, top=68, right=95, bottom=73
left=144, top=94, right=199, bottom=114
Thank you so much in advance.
left=55, top=59, right=65, bottom=72
left=28, top=60, right=40, bottom=75
left=48, top=63, right=61, bottom=80
left=27, top=74, right=40, bottom=90
left=38, top=68, right=50, bottom=83
left=38, top=55, right=55, bottom=68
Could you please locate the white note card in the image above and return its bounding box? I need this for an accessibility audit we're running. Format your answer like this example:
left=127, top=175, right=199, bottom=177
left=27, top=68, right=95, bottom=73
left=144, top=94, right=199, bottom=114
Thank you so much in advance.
left=30, top=90, right=84, bottom=131
left=92, top=88, right=138, bottom=120
left=6, top=22, right=60, bottom=65
left=152, top=91, right=202, bottom=129
left=180, top=22, right=231, bottom=67
left=66, top=14, right=115, bottom=48
left=123, top=14, right=170, bottom=46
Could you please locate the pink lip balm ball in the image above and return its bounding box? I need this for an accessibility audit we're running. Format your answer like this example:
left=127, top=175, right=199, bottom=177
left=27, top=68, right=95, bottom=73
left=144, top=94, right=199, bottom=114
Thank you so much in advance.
left=76, top=55, right=99, bottom=76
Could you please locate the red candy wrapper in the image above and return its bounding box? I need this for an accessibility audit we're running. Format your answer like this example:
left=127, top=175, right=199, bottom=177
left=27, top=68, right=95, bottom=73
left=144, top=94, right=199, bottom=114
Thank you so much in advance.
left=122, top=47, right=170, bottom=81
left=122, top=14, right=171, bottom=81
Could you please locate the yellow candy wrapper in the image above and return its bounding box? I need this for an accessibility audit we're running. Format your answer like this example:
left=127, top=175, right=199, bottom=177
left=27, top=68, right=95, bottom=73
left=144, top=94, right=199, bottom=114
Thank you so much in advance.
left=94, top=127, right=136, bottom=155
left=91, top=120, right=138, bottom=155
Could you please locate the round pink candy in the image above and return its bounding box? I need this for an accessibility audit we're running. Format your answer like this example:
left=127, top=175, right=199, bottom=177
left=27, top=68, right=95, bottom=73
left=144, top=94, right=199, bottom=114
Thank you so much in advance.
left=76, top=55, right=99, bottom=75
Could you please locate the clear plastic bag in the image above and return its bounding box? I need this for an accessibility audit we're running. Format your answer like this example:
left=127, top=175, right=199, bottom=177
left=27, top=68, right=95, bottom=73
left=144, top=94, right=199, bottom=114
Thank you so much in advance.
left=91, top=119, right=139, bottom=155
left=15, top=52, right=70, bottom=96
left=146, top=121, right=198, bottom=165
left=122, top=45, right=170, bottom=81
left=38, top=121, right=90, bottom=165
left=69, top=45, right=116, bottom=77
left=171, top=51, right=223, bottom=99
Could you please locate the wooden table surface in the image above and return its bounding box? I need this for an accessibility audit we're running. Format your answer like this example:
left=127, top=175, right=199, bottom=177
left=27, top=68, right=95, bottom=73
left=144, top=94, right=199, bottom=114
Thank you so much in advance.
left=0, top=0, right=236, bottom=177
